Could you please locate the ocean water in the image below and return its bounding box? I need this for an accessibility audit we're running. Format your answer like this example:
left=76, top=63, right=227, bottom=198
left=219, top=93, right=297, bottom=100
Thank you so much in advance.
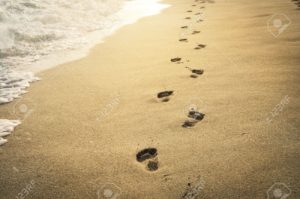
left=0, top=0, right=169, bottom=145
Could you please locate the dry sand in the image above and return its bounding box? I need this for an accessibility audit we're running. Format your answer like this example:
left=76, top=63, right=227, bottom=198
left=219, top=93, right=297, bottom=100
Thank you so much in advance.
left=0, top=0, right=300, bottom=198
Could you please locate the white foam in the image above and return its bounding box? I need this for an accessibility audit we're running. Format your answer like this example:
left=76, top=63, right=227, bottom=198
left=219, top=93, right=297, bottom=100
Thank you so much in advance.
left=0, top=66, right=40, bottom=105
left=26, top=0, right=170, bottom=73
left=0, top=119, right=20, bottom=146
left=0, top=0, right=169, bottom=147
left=0, top=0, right=170, bottom=73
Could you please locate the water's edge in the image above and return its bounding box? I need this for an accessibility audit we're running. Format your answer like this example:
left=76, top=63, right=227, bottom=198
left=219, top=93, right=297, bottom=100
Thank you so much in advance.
left=0, top=0, right=170, bottom=146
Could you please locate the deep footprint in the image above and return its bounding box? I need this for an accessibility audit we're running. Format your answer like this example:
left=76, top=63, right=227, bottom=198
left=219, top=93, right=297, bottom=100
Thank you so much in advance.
left=136, top=148, right=157, bottom=162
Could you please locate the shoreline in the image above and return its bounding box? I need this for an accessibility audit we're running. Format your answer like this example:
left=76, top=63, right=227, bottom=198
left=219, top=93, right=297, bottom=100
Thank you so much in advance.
left=0, top=0, right=169, bottom=145
left=24, top=0, right=170, bottom=74
left=0, top=0, right=300, bottom=198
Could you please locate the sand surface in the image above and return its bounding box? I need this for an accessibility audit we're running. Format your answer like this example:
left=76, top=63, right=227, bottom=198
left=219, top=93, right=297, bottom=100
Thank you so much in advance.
left=0, top=0, right=299, bottom=198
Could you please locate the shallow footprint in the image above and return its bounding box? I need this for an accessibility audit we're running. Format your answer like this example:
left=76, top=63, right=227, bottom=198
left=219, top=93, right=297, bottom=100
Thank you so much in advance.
left=179, top=38, right=188, bottom=42
left=194, top=44, right=206, bottom=50
left=181, top=26, right=188, bottom=29
left=192, top=30, right=201, bottom=34
left=171, top=57, right=182, bottom=62
left=185, top=17, right=191, bottom=20
left=186, top=67, right=204, bottom=75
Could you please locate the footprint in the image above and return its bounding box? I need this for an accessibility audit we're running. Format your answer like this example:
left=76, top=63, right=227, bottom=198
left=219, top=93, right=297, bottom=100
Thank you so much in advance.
left=136, top=148, right=157, bottom=162
left=179, top=38, right=188, bottom=42
left=182, top=110, right=205, bottom=128
left=182, top=120, right=198, bottom=128
left=186, top=67, right=204, bottom=75
left=147, top=160, right=159, bottom=171
left=194, top=12, right=202, bottom=15
left=136, top=148, right=159, bottom=172
left=192, top=4, right=196, bottom=6
left=186, top=67, right=204, bottom=78
left=181, top=26, right=188, bottom=29
left=185, top=17, right=191, bottom=20
left=192, top=30, right=201, bottom=34
left=171, top=57, right=182, bottom=62
left=194, top=44, right=206, bottom=50
left=157, top=91, right=174, bottom=102
left=187, top=10, right=193, bottom=13
left=188, top=110, right=205, bottom=121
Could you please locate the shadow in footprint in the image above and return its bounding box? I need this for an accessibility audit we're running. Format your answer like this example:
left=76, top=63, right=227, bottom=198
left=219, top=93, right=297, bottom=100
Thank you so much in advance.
left=137, top=148, right=157, bottom=162
left=186, top=67, right=204, bottom=78
left=136, top=148, right=159, bottom=172
left=182, top=110, right=205, bottom=128
left=182, top=120, right=198, bottom=128
left=179, top=38, right=188, bottom=42
left=171, top=57, right=182, bottom=62
left=194, top=44, right=206, bottom=50
left=188, top=110, right=205, bottom=121
left=192, top=30, right=201, bottom=34
left=147, top=160, right=159, bottom=171
left=157, top=91, right=174, bottom=102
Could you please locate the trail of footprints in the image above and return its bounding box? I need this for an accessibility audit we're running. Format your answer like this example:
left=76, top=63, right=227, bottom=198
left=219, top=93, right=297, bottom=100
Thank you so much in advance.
left=136, top=0, right=210, bottom=187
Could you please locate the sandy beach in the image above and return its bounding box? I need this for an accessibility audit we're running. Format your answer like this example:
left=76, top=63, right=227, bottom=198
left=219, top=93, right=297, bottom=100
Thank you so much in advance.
left=0, top=0, right=299, bottom=198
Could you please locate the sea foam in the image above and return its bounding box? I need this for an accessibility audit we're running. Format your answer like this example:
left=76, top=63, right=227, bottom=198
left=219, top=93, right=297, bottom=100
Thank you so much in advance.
left=0, top=0, right=169, bottom=146
left=0, top=119, right=20, bottom=146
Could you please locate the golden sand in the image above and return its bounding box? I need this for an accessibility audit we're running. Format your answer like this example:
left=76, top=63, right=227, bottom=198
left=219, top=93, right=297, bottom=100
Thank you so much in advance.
left=0, top=0, right=299, bottom=198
